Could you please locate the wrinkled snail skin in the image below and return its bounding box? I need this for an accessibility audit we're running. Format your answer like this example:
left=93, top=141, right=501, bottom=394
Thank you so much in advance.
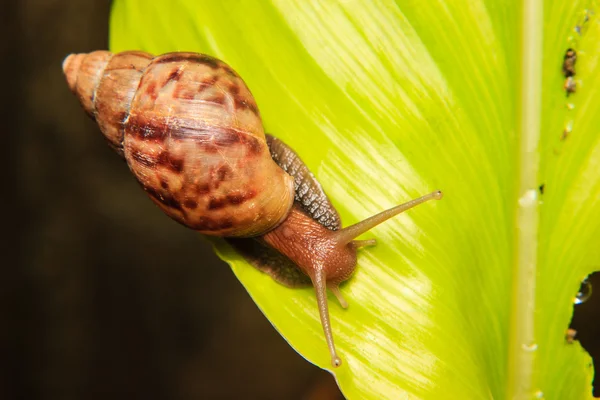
left=262, top=205, right=357, bottom=284
left=63, top=50, right=443, bottom=368
left=63, top=51, right=295, bottom=237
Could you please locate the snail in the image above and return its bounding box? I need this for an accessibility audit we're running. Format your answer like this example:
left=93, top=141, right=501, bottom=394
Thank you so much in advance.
left=62, top=50, right=443, bottom=367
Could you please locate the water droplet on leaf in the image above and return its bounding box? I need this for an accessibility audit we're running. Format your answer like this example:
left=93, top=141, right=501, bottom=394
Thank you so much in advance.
left=522, top=342, right=538, bottom=352
left=574, top=278, right=592, bottom=304
left=518, top=189, right=537, bottom=207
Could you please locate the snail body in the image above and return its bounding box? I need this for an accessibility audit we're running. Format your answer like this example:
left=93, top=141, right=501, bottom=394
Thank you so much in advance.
left=63, top=50, right=442, bottom=367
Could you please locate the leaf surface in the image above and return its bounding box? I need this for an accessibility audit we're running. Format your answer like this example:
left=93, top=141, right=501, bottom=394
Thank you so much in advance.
left=110, top=1, right=599, bottom=398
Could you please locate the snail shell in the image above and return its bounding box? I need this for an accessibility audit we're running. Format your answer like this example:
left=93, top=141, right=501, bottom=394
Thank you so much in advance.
left=63, top=51, right=295, bottom=237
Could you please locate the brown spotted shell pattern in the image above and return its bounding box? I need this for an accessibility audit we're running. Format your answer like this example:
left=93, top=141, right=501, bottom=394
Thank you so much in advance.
left=63, top=51, right=295, bottom=237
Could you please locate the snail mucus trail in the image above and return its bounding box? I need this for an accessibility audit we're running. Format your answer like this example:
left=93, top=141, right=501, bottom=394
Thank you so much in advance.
left=62, top=50, right=443, bottom=367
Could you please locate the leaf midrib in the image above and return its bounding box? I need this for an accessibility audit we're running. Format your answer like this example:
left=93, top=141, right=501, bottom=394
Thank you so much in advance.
left=508, top=0, right=544, bottom=398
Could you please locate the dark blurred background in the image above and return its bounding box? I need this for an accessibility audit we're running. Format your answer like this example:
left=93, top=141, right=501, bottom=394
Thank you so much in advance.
left=1, top=1, right=598, bottom=400
left=1, top=1, right=342, bottom=399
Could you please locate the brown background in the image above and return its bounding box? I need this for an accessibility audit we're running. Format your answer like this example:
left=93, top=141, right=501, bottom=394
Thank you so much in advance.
left=1, top=1, right=597, bottom=399
left=1, top=1, right=341, bottom=399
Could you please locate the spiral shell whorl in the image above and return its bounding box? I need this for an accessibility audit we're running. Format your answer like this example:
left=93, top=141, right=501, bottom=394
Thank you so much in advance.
left=62, top=53, right=83, bottom=92
left=63, top=51, right=155, bottom=152
left=63, top=51, right=295, bottom=238
left=63, top=51, right=112, bottom=118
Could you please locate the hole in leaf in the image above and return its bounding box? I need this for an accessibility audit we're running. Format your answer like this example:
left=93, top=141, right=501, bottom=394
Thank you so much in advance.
left=569, top=272, right=600, bottom=396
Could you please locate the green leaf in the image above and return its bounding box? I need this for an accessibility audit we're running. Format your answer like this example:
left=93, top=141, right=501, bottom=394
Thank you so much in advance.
left=109, top=1, right=599, bottom=398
